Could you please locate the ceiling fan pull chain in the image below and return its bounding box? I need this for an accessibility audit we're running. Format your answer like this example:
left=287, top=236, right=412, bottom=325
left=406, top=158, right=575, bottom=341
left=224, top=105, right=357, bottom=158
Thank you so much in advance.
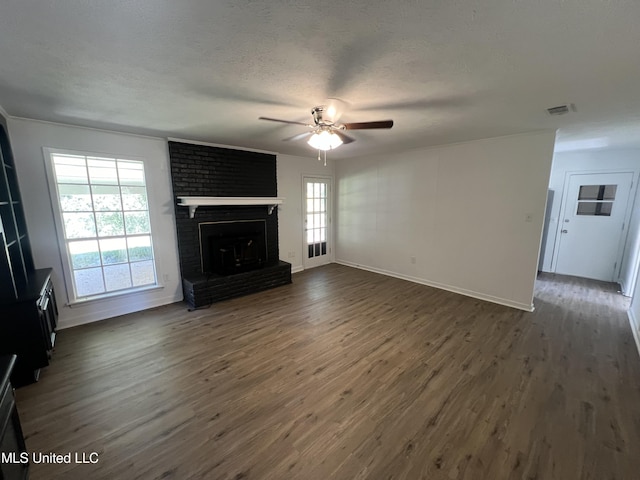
left=318, top=149, right=321, bottom=162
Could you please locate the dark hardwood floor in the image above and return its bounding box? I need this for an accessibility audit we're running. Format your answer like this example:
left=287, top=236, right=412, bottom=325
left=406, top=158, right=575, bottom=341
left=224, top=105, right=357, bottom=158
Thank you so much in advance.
left=15, top=264, right=640, bottom=479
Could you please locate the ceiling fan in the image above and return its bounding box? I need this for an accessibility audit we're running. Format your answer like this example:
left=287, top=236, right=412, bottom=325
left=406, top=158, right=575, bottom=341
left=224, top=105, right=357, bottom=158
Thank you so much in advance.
left=258, top=99, right=393, bottom=164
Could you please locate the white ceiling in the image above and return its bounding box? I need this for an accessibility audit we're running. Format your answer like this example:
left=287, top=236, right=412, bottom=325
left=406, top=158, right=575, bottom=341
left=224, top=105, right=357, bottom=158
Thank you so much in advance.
left=1, top=0, right=640, bottom=159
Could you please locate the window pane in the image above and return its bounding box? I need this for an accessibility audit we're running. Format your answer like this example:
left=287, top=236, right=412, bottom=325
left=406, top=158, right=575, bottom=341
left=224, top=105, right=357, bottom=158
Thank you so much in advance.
left=118, top=160, right=145, bottom=185
left=577, top=201, right=613, bottom=216
left=128, top=235, right=153, bottom=261
left=63, top=212, right=97, bottom=239
left=314, top=183, right=320, bottom=198
left=53, top=156, right=87, bottom=184
left=96, top=212, right=125, bottom=236
left=603, top=185, right=617, bottom=200
left=100, top=238, right=128, bottom=265
left=104, top=264, right=132, bottom=291
left=92, top=185, right=121, bottom=211
left=307, top=183, right=313, bottom=198
left=307, top=213, right=314, bottom=229
left=88, top=158, right=118, bottom=185
left=69, top=240, right=101, bottom=269
left=59, top=184, right=92, bottom=211
left=131, top=260, right=155, bottom=286
left=307, top=199, right=314, bottom=213
left=74, top=267, right=105, bottom=297
left=124, top=211, right=150, bottom=235
left=578, top=185, right=617, bottom=201
left=307, top=229, right=313, bottom=244
left=121, top=186, right=148, bottom=210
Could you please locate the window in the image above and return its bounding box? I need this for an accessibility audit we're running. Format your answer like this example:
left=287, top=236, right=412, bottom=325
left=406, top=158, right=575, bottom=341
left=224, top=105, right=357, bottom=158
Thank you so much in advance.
left=47, top=151, right=157, bottom=301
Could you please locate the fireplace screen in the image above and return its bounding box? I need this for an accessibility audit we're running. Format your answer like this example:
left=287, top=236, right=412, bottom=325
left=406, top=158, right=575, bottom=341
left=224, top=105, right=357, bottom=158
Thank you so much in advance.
left=199, top=220, right=267, bottom=275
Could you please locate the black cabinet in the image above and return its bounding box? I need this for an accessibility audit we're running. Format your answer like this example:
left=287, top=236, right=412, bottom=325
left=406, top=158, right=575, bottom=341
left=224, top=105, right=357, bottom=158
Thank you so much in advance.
left=0, top=119, right=58, bottom=387
left=0, top=270, right=58, bottom=387
left=0, top=355, right=29, bottom=480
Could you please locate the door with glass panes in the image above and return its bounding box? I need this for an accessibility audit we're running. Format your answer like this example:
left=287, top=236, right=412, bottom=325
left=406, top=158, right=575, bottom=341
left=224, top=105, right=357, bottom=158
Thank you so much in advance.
left=303, top=177, right=331, bottom=268
left=554, top=172, right=633, bottom=281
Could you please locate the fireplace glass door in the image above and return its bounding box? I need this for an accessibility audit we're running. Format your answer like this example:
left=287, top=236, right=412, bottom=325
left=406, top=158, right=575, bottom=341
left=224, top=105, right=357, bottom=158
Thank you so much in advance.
left=304, top=177, right=331, bottom=268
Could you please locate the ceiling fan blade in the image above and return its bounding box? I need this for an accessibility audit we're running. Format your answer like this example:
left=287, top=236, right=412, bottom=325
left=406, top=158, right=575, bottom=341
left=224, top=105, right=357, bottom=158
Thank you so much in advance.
left=343, top=120, right=394, bottom=130
left=258, top=116, right=310, bottom=126
left=332, top=130, right=355, bottom=144
left=283, top=131, right=313, bottom=142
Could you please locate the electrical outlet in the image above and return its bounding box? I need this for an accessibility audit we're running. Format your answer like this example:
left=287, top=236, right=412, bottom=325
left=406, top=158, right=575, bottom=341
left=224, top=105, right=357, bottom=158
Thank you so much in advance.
left=288, top=251, right=295, bottom=258
left=410, top=256, right=416, bottom=264
left=163, top=274, right=169, bottom=282
left=525, top=213, right=533, bottom=223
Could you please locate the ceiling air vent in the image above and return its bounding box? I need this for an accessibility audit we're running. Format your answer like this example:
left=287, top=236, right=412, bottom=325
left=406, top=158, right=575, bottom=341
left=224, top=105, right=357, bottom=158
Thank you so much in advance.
left=546, top=104, right=576, bottom=116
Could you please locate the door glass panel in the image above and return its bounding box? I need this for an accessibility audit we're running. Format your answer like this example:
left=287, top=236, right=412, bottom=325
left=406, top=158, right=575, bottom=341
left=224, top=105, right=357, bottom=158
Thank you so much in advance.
left=305, top=180, right=329, bottom=259
left=577, top=202, right=613, bottom=216
left=578, top=184, right=617, bottom=201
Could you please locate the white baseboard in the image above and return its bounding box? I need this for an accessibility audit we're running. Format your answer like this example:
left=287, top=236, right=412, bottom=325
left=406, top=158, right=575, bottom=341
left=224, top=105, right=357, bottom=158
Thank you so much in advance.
left=335, top=260, right=534, bottom=312
left=619, top=278, right=629, bottom=297
left=291, top=265, right=305, bottom=274
left=57, top=291, right=183, bottom=330
left=628, top=309, right=640, bottom=358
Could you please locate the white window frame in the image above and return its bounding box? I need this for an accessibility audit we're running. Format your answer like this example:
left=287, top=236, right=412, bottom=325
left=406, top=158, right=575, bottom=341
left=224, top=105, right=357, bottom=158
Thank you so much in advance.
left=43, top=147, right=161, bottom=305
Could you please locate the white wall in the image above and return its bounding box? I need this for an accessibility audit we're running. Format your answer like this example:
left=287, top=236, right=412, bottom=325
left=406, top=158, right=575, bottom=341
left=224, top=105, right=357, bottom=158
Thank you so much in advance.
left=7, top=118, right=183, bottom=328
left=277, top=154, right=334, bottom=272
left=628, top=261, right=640, bottom=355
left=540, top=149, right=640, bottom=294
left=335, top=131, right=556, bottom=311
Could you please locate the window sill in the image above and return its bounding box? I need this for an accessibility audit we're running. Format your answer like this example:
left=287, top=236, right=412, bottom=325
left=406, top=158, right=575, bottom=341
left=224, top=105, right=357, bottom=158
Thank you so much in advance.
left=67, top=284, right=164, bottom=307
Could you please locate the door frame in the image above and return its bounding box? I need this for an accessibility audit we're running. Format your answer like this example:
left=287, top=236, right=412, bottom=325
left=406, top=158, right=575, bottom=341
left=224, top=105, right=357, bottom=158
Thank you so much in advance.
left=302, top=175, right=334, bottom=269
left=550, top=168, right=637, bottom=282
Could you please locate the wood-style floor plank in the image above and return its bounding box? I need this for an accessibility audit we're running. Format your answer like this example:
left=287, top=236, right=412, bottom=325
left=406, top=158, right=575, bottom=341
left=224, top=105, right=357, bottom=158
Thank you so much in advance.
left=14, top=264, right=640, bottom=479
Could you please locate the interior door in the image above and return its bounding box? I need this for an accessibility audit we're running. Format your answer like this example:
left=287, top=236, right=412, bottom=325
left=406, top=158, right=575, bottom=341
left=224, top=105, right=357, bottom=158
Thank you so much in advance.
left=555, top=172, right=633, bottom=281
left=303, top=177, right=331, bottom=269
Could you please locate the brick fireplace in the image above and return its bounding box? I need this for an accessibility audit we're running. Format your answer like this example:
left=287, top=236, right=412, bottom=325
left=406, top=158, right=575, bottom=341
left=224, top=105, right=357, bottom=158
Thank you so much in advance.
left=168, top=141, right=291, bottom=309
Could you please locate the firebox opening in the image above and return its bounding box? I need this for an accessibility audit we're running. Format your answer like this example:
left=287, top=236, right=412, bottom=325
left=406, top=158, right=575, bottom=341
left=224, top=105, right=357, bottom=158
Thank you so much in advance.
left=200, top=220, right=267, bottom=276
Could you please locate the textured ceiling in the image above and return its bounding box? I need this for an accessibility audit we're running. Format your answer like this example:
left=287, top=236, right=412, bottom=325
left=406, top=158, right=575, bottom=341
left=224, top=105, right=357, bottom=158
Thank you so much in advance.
left=1, top=0, right=639, bottom=158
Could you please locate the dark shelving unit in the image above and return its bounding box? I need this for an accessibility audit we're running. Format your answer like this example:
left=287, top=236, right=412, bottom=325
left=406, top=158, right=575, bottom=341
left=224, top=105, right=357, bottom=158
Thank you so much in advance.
left=0, top=121, right=58, bottom=386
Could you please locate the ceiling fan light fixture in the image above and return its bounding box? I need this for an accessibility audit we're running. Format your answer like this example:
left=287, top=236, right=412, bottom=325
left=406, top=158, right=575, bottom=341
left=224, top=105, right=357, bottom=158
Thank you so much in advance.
left=307, top=130, right=343, bottom=151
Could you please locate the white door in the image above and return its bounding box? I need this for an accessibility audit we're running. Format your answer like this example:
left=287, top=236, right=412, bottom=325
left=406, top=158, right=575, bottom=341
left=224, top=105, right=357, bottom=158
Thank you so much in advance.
left=303, top=177, right=331, bottom=269
left=555, top=172, right=633, bottom=281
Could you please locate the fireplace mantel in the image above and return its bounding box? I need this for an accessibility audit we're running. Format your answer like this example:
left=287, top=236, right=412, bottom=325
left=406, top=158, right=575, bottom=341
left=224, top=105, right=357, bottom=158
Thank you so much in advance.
left=177, top=196, right=284, bottom=218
